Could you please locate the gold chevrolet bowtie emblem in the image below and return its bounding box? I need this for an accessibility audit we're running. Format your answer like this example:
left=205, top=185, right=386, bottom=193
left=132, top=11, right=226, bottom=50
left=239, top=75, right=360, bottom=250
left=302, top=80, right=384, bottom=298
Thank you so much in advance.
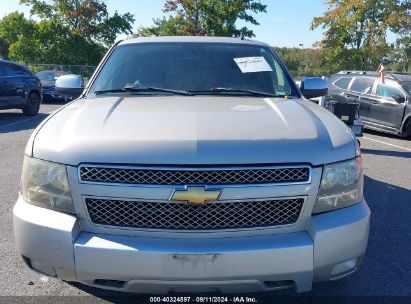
left=171, top=187, right=221, bottom=205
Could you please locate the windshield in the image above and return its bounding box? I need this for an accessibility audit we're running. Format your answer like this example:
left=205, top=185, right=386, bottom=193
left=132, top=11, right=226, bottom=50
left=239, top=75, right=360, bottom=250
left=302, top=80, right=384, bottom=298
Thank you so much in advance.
left=89, top=42, right=295, bottom=96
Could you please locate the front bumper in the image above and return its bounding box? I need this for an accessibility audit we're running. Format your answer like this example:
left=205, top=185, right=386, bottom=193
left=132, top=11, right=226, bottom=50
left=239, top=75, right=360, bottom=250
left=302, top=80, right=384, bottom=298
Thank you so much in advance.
left=13, top=197, right=370, bottom=294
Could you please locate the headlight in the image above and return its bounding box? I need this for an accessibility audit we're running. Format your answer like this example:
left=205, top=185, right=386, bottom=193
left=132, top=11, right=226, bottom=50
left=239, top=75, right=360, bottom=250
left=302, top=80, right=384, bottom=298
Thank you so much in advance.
left=21, top=156, right=75, bottom=214
left=313, top=156, right=364, bottom=214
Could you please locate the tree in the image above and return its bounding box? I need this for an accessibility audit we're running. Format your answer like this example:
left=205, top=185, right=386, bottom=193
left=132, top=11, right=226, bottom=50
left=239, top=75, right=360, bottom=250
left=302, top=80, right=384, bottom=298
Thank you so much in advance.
left=0, top=12, right=37, bottom=46
left=0, top=1, right=135, bottom=66
left=0, top=12, right=40, bottom=61
left=275, top=47, right=329, bottom=78
left=0, top=38, right=8, bottom=59
left=0, top=12, right=106, bottom=65
left=311, top=0, right=410, bottom=72
left=137, top=0, right=267, bottom=38
left=20, top=0, right=135, bottom=45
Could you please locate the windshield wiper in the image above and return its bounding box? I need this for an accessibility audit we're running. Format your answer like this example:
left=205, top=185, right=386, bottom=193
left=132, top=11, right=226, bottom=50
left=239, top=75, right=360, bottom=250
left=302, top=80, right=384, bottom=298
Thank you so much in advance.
left=94, top=86, right=193, bottom=96
left=94, top=86, right=280, bottom=97
left=191, top=88, right=282, bottom=97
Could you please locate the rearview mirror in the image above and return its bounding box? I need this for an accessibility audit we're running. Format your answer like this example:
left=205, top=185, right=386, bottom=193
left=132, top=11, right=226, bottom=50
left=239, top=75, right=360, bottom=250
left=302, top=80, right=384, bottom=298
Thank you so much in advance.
left=392, top=94, right=405, bottom=103
left=300, top=77, right=328, bottom=99
left=55, top=74, right=84, bottom=97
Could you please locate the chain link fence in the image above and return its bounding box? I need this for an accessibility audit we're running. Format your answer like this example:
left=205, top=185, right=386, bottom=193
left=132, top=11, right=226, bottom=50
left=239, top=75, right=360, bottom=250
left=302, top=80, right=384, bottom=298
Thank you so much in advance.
left=29, top=64, right=97, bottom=80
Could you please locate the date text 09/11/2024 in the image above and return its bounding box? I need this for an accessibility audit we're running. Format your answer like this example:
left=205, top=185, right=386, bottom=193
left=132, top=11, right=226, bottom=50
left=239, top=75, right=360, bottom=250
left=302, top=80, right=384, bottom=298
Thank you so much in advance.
left=149, top=296, right=258, bottom=303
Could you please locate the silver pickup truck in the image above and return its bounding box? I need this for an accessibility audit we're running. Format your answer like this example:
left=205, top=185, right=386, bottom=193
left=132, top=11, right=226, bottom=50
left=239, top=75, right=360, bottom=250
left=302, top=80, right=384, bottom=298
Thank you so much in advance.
left=13, top=37, right=370, bottom=294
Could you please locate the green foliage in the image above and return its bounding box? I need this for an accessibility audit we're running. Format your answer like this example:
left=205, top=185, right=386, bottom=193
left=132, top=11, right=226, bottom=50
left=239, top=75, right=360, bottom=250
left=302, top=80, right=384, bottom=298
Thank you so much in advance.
left=0, top=38, right=8, bottom=59
left=136, top=16, right=187, bottom=37
left=274, top=47, right=330, bottom=78
left=0, top=12, right=40, bottom=62
left=0, top=0, right=135, bottom=65
left=20, top=0, right=135, bottom=45
left=0, top=12, right=36, bottom=44
left=275, top=45, right=409, bottom=78
left=136, top=0, right=267, bottom=38
left=384, top=43, right=410, bottom=73
left=311, top=0, right=410, bottom=72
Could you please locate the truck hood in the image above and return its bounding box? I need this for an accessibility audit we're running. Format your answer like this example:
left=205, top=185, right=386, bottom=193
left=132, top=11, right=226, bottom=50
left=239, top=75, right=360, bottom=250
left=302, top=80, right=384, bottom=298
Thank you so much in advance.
left=32, top=96, right=356, bottom=166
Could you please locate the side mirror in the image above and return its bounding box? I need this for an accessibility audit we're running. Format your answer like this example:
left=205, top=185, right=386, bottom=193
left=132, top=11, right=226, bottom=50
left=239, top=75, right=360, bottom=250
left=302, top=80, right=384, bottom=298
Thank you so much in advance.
left=300, top=77, right=328, bottom=99
left=392, top=94, right=405, bottom=103
left=55, top=74, right=84, bottom=97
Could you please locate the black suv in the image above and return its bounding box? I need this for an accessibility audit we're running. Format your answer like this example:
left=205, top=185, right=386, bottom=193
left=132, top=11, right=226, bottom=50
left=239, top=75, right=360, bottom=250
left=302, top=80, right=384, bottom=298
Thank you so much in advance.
left=0, top=60, right=42, bottom=116
left=327, top=71, right=411, bottom=137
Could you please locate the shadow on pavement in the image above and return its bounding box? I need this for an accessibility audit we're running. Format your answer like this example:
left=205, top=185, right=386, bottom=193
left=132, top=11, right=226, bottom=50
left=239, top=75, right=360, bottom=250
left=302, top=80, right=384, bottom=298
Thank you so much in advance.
left=361, top=148, right=411, bottom=159
left=42, top=99, right=69, bottom=106
left=0, top=113, right=49, bottom=134
left=64, top=175, right=410, bottom=301
left=364, top=129, right=410, bottom=141
left=0, top=111, right=27, bottom=121
left=0, top=98, right=68, bottom=134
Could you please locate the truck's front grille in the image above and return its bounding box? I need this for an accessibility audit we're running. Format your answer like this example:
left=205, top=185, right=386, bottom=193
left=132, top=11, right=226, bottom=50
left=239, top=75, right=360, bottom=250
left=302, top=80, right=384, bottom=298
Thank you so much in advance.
left=79, top=166, right=310, bottom=185
left=85, top=197, right=305, bottom=230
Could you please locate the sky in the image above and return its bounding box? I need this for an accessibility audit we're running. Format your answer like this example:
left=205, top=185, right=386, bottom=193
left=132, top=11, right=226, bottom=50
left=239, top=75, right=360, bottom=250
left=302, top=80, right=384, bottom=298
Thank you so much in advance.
left=2, top=0, right=329, bottom=47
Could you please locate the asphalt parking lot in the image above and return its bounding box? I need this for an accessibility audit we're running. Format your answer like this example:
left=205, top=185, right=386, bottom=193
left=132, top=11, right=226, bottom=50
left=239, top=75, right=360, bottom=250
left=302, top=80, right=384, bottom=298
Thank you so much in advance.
left=0, top=102, right=410, bottom=303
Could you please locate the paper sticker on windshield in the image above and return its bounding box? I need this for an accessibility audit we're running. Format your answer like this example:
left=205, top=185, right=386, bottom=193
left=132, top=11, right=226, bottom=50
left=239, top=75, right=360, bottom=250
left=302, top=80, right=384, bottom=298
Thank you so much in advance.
left=234, top=57, right=273, bottom=73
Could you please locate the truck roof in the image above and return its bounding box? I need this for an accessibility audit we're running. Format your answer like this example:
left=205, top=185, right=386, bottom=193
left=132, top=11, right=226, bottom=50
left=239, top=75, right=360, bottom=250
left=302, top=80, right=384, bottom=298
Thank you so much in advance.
left=335, top=70, right=411, bottom=82
left=119, top=36, right=271, bottom=48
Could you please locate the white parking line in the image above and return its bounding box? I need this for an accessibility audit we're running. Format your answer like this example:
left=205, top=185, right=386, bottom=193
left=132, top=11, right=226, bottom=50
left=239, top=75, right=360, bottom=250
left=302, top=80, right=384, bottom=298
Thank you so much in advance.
left=363, top=137, right=411, bottom=152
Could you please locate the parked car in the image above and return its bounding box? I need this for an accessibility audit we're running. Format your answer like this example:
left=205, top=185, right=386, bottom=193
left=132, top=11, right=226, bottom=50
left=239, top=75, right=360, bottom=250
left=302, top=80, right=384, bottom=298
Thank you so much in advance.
left=327, top=71, right=411, bottom=137
left=35, top=70, right=68, bottom=102
left=0, top=60, right=42, bottom=115
left=13, top=37, right=369, bottom=294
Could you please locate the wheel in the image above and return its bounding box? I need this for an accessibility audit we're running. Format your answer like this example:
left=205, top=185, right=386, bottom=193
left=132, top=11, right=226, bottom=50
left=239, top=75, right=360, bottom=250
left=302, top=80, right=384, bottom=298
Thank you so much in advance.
left=22, top=92, right=41, bottom=116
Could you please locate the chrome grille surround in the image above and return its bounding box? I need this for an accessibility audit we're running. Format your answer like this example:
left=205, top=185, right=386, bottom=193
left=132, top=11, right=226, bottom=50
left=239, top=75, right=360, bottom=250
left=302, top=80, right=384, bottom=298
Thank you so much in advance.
left=79, top=165, right=311, bottom=186
left=85, top=197, right=305, bottom=230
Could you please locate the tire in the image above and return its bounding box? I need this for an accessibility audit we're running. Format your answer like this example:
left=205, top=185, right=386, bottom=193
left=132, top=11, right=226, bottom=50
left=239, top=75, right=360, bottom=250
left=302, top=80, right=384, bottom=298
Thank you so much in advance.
left=399, top=118, right=411, bottom=138
left=403, top=119, right=411, bottom=138
left=22, top=92, right=41, bottom=116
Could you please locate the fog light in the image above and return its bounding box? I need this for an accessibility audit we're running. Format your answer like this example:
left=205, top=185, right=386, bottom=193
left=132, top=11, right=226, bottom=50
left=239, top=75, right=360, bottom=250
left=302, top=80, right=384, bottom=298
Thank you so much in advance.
left=330, top=258, right=358, bottom=278
left=30, top=260, right=57, bottom=277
